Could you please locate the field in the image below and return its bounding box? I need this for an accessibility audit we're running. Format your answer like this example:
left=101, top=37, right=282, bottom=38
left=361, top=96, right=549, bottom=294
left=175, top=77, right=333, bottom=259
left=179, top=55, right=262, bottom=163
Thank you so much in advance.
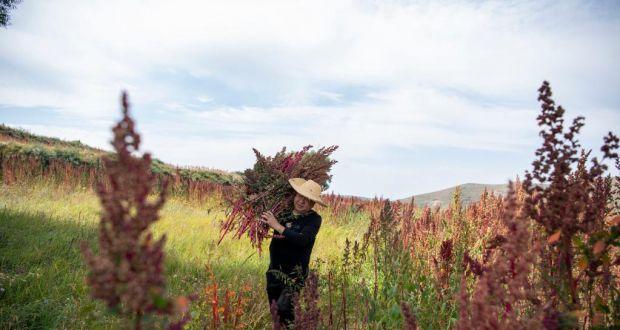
left=1, top=82, right=619, bottom=329
left=0, top=180, right=364, bottom=329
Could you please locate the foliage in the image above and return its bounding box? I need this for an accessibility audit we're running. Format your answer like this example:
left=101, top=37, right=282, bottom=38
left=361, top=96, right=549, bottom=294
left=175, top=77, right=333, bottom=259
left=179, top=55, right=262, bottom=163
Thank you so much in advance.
left=293, top=271, right=321, bottom=329
left=0, top=0, right=21, bottom=27
left=79, top=93, right=190, bottom=329
left=0, top=124, right=240, bottom=199
left=521, top=81, right=620, bottom=327
left=457, top=182, right=541, bottom=329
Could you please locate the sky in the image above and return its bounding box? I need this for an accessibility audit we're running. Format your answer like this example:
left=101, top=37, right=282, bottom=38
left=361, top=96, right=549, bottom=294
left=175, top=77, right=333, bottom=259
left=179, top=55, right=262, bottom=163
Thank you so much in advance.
left=1, top=0, right=619, bottom=199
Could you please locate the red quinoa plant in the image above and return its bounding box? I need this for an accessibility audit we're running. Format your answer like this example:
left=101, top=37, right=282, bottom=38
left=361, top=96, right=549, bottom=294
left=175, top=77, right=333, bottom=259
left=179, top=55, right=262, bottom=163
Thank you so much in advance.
left=523, top=81, right=619, bottom=326
left=80, top=92, right=190, bottom=329
left=293, top=271, right=321, bottom=330
left=457, top=182, right=542, bottom=329
left=218, top=145, right=338, bottom=253
left=400, top=301, right=418, bottom=330
left=458, top=81, right=619, bottom=329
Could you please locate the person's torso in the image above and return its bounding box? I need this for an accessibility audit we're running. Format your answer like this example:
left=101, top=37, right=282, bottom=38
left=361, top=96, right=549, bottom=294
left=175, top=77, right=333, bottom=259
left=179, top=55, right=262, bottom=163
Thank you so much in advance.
left=268, top=210, right=320, bottom=273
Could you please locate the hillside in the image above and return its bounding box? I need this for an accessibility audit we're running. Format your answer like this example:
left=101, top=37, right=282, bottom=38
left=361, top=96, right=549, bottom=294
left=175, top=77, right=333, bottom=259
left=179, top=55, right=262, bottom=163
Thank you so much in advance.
left=399, top=183, right=510, bottom=207
left=0, top=124, right=241, bottom=185
left=2, top=124, right=614, bottom=208
left=400, top=179, right=618, bottom=208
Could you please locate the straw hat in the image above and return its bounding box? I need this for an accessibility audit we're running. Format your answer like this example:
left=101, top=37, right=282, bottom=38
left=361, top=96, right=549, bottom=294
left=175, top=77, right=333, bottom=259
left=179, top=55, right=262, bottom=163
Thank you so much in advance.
left=288, top=178, right=327, bottom=207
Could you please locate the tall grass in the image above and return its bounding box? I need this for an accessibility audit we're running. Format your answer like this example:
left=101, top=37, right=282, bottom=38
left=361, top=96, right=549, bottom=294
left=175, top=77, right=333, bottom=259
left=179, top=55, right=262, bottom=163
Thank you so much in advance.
left=0, top=181, right=361, bottom=329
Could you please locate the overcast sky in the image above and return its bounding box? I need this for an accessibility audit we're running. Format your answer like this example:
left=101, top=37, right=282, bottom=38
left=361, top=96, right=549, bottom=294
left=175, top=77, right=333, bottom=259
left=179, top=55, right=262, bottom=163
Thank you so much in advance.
left=1, top=0, right=619, bottom=199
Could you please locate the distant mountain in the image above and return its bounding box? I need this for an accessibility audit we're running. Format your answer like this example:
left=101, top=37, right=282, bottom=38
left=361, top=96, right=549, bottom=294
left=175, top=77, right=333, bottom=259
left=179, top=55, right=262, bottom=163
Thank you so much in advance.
left=398, top=183, right=510, bottom=207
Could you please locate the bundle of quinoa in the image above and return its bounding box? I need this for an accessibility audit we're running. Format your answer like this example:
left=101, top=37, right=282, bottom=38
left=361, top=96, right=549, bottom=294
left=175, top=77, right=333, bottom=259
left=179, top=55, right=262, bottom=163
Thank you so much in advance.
left=218, top=145, right=338, bottom=253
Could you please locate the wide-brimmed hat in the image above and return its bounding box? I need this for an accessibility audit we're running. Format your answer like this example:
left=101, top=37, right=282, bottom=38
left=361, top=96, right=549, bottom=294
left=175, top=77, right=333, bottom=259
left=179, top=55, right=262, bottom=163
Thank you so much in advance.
left=288, top=178, right=327, bottom=207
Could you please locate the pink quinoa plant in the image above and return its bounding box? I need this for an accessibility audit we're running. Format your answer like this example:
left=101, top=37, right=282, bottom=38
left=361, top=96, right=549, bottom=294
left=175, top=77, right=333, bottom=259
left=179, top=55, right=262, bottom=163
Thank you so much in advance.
left=433, top=239, right=455, bottom=292
left=400, top=301, right=418, bottom=330
left=218, top=145, right=338, bottom=253
left=523, top=81, right=619, bottom=325
left=458, top=81, right=619, bottom=329
left=457, top=182, right=541, bottom=329
left=293, top=271, right=321, bottom=330
left=80, top=92, right=190, bottom=329
left=270, top=300, right=282, bottom=330
left=462, top=251, right=484, bottom=278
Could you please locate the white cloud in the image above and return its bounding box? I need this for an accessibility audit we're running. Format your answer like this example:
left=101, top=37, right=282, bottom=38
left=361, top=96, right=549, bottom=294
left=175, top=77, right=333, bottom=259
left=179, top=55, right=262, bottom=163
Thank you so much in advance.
left=1, top=0, right=619, bottom=197
left=3, top=1, right=619, bottom=108
left=196, top=95, right=213, bottom=103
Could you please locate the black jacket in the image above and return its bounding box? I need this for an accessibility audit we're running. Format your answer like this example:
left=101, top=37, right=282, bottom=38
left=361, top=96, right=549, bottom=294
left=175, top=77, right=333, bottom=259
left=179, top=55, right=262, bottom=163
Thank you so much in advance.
left=268, top=210, right=322, bottom=277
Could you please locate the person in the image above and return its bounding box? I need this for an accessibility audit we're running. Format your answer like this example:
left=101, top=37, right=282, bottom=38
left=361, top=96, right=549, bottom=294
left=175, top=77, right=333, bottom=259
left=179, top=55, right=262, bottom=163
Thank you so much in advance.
left=260, top=178, right=325, bottom=328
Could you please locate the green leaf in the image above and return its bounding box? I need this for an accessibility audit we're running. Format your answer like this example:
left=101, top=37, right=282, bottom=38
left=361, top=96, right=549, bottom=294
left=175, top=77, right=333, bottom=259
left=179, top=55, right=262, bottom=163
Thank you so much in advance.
left=153, top=295, right=168, bottom=309
left=390, top=303, right=401, bottom=319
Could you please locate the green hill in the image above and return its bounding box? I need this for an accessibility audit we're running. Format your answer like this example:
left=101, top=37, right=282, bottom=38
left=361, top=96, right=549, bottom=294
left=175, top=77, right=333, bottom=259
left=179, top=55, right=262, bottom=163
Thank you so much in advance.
left=0, top=124, right=241, bottom=185
left=399, top=183, right=510, bottom=207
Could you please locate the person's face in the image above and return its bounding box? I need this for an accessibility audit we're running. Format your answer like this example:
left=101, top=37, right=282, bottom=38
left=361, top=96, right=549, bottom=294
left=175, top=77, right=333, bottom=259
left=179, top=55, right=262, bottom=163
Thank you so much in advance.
left=294, top=193, right=315, bottom=214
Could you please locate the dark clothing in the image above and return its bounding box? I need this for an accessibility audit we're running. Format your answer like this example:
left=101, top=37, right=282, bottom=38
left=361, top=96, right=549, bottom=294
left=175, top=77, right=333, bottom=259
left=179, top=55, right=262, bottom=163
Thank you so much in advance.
left=268, top=210, right=322, bottom=275
left=266, top=210, right=322, bottom=327
left=266, top=272, right=298, bottom=327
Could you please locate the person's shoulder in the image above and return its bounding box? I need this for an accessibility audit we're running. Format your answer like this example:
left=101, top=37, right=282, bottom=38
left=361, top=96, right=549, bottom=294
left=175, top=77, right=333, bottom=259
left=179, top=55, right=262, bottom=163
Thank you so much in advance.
left=309, top=210, right=322, bottom=223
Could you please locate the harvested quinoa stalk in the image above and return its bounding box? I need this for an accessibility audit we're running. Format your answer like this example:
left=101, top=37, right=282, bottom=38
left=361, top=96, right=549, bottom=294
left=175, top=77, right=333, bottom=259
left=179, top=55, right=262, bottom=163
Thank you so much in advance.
left=218, top=145, right=338, bottom=253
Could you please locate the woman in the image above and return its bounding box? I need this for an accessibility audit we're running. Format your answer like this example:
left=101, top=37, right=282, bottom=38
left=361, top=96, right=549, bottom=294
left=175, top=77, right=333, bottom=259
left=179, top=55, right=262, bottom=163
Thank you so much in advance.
left=260, top=178, right=325, bottom=328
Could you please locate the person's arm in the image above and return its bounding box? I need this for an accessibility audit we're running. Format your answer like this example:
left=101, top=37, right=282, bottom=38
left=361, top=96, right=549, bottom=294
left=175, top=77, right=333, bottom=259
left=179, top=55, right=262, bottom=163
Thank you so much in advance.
left=282, top=216, right=322, bottom=247
left=261, top=211, right=285, bottom=234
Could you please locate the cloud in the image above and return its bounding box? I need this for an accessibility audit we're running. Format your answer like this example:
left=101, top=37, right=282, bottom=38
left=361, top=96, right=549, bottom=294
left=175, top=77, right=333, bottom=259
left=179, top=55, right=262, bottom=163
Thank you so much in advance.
left=3, top=1, right=619, bottom=110
left=1, top=0, right=619, bottom=197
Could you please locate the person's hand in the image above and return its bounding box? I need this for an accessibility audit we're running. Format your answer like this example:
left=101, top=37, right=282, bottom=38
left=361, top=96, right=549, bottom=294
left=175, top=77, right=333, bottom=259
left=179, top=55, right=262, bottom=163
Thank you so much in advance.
left=260, top=211, right=278, bottom=229
left=261, top=211, right=286, bottom=234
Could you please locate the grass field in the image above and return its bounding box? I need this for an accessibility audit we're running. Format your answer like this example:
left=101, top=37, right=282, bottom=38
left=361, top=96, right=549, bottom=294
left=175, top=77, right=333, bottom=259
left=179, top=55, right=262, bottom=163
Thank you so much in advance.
left=0, top=181, right=368, bottom=329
